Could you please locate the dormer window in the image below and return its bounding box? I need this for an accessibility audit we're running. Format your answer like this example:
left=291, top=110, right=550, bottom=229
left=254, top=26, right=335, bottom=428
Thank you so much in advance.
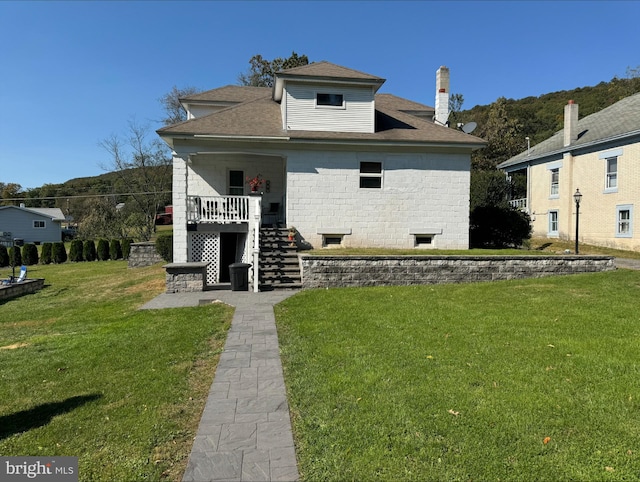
left=316, top=93, right=344, bottom=108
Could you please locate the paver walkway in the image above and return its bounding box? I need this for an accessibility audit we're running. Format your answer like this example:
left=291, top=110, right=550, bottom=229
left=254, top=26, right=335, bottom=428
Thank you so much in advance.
left=141, top=290, right=300, bottom=482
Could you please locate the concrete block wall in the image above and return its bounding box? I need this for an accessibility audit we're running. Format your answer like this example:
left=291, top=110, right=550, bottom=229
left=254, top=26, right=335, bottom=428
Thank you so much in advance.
left=0, top=278, right=45, bottom=301
left=286, top=150, right=470, bottom=250
left=164, top=262, right=208, bottom=293
left=128, top=242, right=164, bottom=268
left=300, top=255, right=615, bottom=289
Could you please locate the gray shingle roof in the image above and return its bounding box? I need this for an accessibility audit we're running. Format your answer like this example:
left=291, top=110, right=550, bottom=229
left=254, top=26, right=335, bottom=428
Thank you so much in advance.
left=499, top=92, right=640, bottom=169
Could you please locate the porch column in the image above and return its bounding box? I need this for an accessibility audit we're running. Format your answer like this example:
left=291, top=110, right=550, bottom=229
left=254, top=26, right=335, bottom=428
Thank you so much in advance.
left=172, top=154, right=188, bottom=263
left=248, top=194, right=262, bottom=292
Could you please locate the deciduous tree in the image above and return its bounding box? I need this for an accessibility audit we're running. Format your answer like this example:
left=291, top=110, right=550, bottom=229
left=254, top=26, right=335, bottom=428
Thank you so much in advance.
left=99, top=120, right=172, bottom=241
left=238, top=52, right=309, bottom=87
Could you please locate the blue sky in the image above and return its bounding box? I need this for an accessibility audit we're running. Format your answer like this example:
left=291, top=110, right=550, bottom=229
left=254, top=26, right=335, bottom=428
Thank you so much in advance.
left=1, top=0, right=639, bottom=189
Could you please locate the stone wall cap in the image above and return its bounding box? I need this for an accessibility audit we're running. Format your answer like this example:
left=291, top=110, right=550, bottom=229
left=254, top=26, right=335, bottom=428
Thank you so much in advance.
left=164, top=262, right=210, bottom=268
left=300, top=254, right=615, bottom=261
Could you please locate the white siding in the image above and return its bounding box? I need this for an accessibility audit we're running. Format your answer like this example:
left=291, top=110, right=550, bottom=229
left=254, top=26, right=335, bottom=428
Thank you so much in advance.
left=283, top=83, right=375, bottom=133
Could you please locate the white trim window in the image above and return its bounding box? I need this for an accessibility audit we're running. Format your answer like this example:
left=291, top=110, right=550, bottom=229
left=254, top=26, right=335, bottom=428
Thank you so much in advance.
left=228, top=170, right=244, bottom=196
left=616, top=205, right=633, bottom=238
left=316, top=93, right=345, bottom=109
left=548, top=210, right=559, bottom=237
left=359, top=161, right=383, bottom=189
left=550, top=168, right=559, bottom=198
left=33, top=220, right=46, bottom=228
left=606, top=157, right=618, bottom=191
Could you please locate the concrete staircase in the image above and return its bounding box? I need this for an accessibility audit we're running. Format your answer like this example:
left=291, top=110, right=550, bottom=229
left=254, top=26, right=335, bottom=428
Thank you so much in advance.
left=259, top=227, right=302, bottom=290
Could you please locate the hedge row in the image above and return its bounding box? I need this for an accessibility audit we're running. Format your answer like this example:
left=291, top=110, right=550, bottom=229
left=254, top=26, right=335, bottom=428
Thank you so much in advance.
left=0, top=239, right=133, bottom=267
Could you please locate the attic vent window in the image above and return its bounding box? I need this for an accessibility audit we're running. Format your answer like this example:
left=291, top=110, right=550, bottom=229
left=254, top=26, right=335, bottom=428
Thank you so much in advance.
left=316, top=93, right=344, bottom=108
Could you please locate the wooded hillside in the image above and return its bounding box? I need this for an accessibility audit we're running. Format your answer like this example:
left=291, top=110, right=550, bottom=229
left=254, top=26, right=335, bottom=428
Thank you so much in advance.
left=460, top=73, right=640, bottom=170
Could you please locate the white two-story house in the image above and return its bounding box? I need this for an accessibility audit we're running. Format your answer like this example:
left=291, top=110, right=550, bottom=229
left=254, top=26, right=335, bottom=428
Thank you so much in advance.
left=157, top=62, right=485, bottom=291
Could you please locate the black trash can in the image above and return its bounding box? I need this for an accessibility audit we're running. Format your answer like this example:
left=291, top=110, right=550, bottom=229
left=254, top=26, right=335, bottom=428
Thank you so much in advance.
left=229, top=263, right=251, bottom=291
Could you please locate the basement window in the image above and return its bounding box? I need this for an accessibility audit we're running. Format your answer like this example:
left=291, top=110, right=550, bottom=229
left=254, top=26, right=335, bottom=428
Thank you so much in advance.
left=322, top=235, right=343, bottom=247
left=415, top=235, right=433, bottom=247
left=316, top=93, right=344, bottom=108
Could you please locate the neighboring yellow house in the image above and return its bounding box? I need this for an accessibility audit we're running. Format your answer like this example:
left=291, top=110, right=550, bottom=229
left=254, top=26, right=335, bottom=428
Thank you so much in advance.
left=499, top=93, right=640, bottom=252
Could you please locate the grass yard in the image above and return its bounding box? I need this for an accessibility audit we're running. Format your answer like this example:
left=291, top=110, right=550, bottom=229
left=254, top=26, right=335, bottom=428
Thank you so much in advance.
left=0, top=262, right=233, bottom=481
left=275, top=269, right=640, bottom=481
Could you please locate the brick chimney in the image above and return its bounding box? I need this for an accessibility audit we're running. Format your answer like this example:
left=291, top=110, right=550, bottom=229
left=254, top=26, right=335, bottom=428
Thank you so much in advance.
left=434, top=66, right=450, bottom=126
left=564, top=100, right=579, bottom=146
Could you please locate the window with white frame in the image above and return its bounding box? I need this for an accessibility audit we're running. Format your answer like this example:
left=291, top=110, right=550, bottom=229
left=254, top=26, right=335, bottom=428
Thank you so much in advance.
left=550, top=168, right=559, bottom=197
left=316, top=93, right=344, bottom=108
left=606, top=157, right=618, bottom=190
left=33, top=220, right=46, bottom=228
left=228, top=170, right=244, bottom=195
left=548, top=210, right=558, bottom=236
left=616, top=205, right=633, bottom=237
left=359, top=161, right=382, bottom=189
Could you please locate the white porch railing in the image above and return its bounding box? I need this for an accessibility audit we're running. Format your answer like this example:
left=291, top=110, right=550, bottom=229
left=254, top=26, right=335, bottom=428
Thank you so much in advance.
left=187, top=195, right=250, bottom=223
left=509, top=198, right=528, bottom=211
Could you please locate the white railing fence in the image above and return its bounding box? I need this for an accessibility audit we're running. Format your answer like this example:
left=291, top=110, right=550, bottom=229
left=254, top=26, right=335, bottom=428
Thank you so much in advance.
left=509, top=198, right=528, bottom=211
left=187, top=196, right=250, bottom=223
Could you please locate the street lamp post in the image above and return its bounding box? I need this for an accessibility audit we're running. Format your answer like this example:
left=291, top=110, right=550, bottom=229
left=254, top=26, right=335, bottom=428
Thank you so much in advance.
left=574, top=189, right=582, bottom=254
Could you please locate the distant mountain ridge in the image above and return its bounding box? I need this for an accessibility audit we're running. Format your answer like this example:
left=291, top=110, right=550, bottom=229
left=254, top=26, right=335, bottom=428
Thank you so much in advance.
left=459, top=74, right=640, bottom=147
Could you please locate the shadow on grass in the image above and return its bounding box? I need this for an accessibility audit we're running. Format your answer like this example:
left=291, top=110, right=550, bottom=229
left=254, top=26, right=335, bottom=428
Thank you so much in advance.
left=0, top=394, right=102, bottom=440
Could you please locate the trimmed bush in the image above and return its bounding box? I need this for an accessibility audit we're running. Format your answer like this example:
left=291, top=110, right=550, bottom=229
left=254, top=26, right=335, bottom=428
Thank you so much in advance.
left=9, top=246, right=22, bottom=267
left=97, top=239, right=110, bottom=261
left=41, top=243, right=53, bottom=265
left=109, top=239, right=122, bottom=260
left=53, top=242, right=67, bottom=264
left=83, top=240, right=97, bottom=262
left=22, top=243, right=39, bottom=265
left=69, top=239, right=84, bottom=262
left=0, top=246, right=8, bottom=267
left=470, top=206, right=532, bottom=248
left=121, top=238, right=133, bottom=260
left=155, top=235, right=173, bottom=263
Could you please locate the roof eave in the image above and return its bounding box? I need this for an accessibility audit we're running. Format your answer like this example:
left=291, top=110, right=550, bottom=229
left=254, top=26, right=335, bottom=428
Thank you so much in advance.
left=499, top=129, right=640, bottom=170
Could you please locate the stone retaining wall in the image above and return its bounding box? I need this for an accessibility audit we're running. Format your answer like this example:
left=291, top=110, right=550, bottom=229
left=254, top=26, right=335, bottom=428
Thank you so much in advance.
left=0, top=278, right=45, bottom=301
left=164, top=262, right=208, bottom=293
left=300, top=255, right=616, bottom=289
left=128, top=242, right=164, bottom=268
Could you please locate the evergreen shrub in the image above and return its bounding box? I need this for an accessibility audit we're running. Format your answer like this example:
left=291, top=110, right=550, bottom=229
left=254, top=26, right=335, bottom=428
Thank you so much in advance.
left=83, top=240, right=97, bottom=262
left=9, top=247, right=22, bottom=267
left=22, top=243, right=39, bottom=265
left=69, top=240, right=84, bottom=262
left=41, top=243, right=53, bottom=265
left=470, top=206, right=532, bottom=249
left=109, top=239, right=122, bottom=260
left=0, top=246, right=8, bottom=267
left=53, top=242, right=67, bottom=264
left=121, top=238, right=133, bottom=260
left=97, top=239, right=110, bottom=261
left=155, top=235, right=173, bottom=263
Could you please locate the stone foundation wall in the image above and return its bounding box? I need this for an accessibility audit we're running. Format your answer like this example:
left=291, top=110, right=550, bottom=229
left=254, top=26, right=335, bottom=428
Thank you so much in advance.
left=300, top=255, right=616, bottom=289
left=164, top=262, right=208, bottom=293
left=128, top=242, right=164, bottom=268
left=0, top=278, right=45, bottom=301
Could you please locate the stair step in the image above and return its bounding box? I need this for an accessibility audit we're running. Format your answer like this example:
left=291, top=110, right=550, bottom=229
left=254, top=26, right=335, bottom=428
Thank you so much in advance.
left=258, top=227, right=301, bottom=291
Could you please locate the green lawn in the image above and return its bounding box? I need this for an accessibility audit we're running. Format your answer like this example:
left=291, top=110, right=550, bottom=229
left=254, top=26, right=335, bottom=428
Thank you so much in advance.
left=0, top=262, right=233, bottom=481
left=275, top=270, right=640, bottom=481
